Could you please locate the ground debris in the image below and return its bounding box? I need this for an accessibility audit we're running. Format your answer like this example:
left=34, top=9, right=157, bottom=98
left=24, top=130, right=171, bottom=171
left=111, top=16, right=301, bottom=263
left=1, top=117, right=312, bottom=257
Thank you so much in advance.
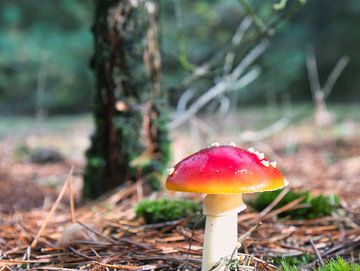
left=0, top=179, right=359, bottom=271
left=1, top=132, right=360, bottom=270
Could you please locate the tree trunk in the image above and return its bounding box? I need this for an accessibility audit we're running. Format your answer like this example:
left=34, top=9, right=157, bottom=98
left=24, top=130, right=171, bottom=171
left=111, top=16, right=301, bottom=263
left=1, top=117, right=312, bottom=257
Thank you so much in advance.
left=83, top=0, right=169, bottom=199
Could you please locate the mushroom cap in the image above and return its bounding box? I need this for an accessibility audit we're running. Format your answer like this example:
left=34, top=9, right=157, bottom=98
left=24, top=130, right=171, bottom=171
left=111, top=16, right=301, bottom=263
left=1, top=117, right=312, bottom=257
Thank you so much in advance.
left=166, top=145, right=287, bottom=194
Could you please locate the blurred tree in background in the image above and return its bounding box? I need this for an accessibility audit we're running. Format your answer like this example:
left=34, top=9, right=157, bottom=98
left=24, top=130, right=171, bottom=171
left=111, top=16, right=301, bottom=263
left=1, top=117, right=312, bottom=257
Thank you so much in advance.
left=0, top=0, right=359, bottom=112
left=83, top=0, right=170, bottom=199
left=259, top=0, right=360, bottom=103
left=0, top=0, right=93, bottom=114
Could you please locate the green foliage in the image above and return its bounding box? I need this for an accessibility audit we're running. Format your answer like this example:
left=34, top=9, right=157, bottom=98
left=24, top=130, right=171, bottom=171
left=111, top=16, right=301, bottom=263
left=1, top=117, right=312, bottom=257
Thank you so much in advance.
left=279, top=257, right=360, bottom=271
left=317, top=257, right=360, bottom=271
left=280, top=261, right=299, bottom=271
left=248, top=189, right=340, bottom=219
left=2, top=0, right=360, bottom=115
left=135, top=198, right=202, bottom=224
left=14, top=143, right=30, bottom=161
left=229, top=260, right=238, bottom=271
left=228, top=259, right=238, bottom=271
left=276, top=254, right=315, bottom=269
left=0, top=0, right=93, bottom=114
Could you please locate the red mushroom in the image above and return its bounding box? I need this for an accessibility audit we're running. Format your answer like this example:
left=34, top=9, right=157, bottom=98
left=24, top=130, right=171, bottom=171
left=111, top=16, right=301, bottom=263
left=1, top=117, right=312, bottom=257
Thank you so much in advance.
left=166, top=144, right=287, bottom=271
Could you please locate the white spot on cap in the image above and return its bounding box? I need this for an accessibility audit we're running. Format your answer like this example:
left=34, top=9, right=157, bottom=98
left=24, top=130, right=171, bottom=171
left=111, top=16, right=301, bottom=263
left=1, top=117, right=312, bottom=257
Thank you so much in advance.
left=248, top=147, right=255, bottom=153
left=211, top=142, right=220, bottom=147
left=270, top=161, right=277, bottom=168
left=255, top=152, right=265, bottom=160
left=261, top=160, right=270, bottom=167
left=167, top=167, right=175, bottom=176
left=229, top=142, right=236, bottom=146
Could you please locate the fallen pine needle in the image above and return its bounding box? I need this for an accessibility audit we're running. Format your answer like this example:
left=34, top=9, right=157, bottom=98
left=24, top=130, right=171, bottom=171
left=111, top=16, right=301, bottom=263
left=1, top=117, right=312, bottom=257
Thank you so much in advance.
left=31, top=166, right=74, bottom=248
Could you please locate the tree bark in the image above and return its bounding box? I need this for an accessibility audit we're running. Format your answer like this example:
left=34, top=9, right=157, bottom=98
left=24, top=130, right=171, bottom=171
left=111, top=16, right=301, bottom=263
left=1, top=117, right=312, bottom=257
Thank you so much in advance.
left=84, top=0, right=169, bottom=199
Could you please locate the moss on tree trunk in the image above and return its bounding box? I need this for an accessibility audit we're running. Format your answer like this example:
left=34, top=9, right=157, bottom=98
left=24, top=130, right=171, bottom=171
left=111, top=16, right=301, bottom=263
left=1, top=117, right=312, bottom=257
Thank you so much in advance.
left=83, top=0, right=170, bottom=199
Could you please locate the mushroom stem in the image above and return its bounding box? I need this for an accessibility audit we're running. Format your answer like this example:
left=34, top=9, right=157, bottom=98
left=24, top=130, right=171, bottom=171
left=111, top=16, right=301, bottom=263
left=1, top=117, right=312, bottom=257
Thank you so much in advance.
left=202, top=194, right=246, bottom=271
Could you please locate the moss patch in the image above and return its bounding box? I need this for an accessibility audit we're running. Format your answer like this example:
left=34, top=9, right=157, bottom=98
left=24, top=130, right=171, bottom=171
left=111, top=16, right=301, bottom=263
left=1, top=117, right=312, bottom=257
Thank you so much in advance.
left=248, top=189, right=340, bottom=219
left=135, top=198, right=202, bottom=224
left=280, top=256, right=360, bottom=271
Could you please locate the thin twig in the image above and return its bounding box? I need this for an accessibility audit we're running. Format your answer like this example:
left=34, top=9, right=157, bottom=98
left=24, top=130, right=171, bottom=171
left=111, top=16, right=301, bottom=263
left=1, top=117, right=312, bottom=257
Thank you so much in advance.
left=68, top=167, right=76, bottom=223
left=323, top=56, right=350, bottom=98
left=238, top=0, right=266, bottom=32
left=310, top=238, right=324, bottom=266
left=170, top=68, right=259, bottom=128
left=306, top=47, right=322, bottom=101
left=224, top=223, right=262, bottom=271
left=257, top=187, right=290, bottom=220
left=223, top=17, right=252, bottom=75
left=31, top=166, right=74, bottom=248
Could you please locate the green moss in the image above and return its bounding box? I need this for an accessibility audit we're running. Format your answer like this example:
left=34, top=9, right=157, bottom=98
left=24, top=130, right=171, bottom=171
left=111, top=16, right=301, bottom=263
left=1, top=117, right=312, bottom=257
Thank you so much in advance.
left=14, top=143, right=30, bottom=161
left=228, top=259, right=239, bottom=271
left=317, top=257, right=360, bottom=271
left=279, top=257, right=360, bottom=271
left=135, top=198, right=202, bottom=224
left=275, top=254, right=315, bottom=269
left=280, top=261, right=299, bottom=271
left=248, top=189, right=340, bottom=219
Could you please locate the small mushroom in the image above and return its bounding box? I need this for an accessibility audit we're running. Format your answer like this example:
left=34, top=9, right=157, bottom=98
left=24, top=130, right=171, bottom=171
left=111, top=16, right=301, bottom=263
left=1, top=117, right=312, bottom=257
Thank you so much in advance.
left=166, top=145, right=287, bottom=271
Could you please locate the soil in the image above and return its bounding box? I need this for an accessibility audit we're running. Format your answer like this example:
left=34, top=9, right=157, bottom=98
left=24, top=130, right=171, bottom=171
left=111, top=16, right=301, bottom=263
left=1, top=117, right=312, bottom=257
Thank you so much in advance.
left=0, top=138, right=82, bottom=213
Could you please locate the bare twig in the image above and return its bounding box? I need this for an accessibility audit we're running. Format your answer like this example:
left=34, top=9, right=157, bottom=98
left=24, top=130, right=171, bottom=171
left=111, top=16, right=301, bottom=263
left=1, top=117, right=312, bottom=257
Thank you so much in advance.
left=306, top=48, right=349, bottom=129
left=257, top=187, right=290, bottom=220
left=176, top=88, right=196, bottom=114
left=208, top=223, right=263, bottom=271
left=223, top=17, right=252, bottom=75
left=238, top=0, right=266, bottom=32
left=262, top=196, right=306, bottom=220
left=310, top=239, right=324, bottom=266
left=170, top=68, right=259, bottom=128
left=230, top=40, right=268, bottom=81
left=323, top=56, right=350, bottom=98
left=306, top=47, right=322, bottom=101
left=68, top=168, right=76, bottom=224
left=224, top=223, right=262, bottom=271
left=31, top=167, right=74, bottom=248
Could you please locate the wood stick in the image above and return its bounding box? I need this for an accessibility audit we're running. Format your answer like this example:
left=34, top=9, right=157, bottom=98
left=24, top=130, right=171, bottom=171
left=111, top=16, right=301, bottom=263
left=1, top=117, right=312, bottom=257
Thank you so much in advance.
left=310, top=238, right=324, bottom=265
left=31, top=166, right=74, bottom=248
left=68, top=166, right=76, bottom=223
left=224, top=223, right=262, bottom=271
left=257, top=187, right=290, bottom=220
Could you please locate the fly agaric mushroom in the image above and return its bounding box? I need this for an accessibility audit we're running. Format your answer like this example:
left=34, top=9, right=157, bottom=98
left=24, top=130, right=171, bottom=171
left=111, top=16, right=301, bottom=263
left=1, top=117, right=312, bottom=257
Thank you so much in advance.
left=166, top=145, right=287, bottom=271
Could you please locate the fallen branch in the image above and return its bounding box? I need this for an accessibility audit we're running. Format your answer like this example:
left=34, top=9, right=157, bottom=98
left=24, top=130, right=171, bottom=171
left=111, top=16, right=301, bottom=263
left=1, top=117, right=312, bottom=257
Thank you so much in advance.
left=169, top=68, right=260, bottom=128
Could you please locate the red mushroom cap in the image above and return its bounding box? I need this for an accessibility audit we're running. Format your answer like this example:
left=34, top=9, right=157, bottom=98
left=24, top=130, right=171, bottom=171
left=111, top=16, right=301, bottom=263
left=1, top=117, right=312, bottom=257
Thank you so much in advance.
left=166, top=145, right=286, bottom=194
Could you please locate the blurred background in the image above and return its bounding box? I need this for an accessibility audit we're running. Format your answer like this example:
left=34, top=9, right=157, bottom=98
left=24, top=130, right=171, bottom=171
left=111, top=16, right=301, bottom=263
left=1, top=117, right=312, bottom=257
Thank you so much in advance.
left=0, top=0, right=359, bottom=115
left=0, top=0, right=359, bottom=210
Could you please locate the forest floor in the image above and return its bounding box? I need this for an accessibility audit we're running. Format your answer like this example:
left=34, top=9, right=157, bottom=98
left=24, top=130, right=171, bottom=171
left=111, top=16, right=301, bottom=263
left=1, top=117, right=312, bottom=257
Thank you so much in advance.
left=0, top=104, right=360, bottom=270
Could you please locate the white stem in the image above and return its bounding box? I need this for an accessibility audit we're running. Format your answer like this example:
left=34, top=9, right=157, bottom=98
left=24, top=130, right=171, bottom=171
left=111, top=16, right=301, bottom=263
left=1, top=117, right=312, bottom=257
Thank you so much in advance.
left=201, top=194, right=246, bottom=271
left=202, top=213, right=238, bottom=271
